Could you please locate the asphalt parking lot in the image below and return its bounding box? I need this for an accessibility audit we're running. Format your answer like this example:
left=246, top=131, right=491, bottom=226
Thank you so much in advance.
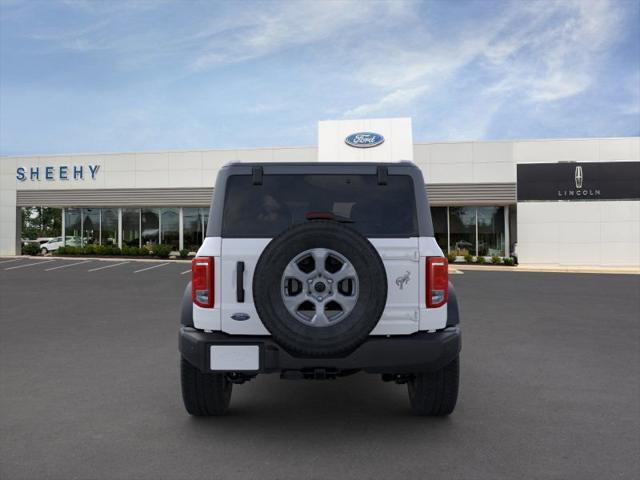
left=1, top=257, right=639, bottom=480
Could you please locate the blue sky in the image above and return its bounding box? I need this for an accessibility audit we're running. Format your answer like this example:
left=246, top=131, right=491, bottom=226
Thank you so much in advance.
left=1, top=0, right=639, bottom=155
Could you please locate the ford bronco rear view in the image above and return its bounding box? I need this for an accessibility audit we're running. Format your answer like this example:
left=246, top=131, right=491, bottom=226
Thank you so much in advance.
left=179, top=162, right=461, bottom=416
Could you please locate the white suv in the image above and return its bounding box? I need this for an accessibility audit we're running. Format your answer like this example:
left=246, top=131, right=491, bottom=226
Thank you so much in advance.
left=40, top=236, right=80, bottom=254
left=180, top=162, right=461, bottom=416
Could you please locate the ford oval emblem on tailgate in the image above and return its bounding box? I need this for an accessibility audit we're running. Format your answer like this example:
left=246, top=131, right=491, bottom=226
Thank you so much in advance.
left=231, top=313, right=250, bottom=321
left=345, top=132, right=385, bottom=148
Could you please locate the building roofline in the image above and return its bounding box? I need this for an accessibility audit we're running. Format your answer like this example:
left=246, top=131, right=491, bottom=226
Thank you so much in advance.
left=0, top=145, right=318, bottom=159
left=2, top=136, right=638, bottom=158
left=412, top=136, right=640, bottom=146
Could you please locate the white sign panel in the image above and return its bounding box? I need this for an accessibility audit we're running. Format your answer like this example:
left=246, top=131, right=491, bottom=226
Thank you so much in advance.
left=318, top=118, right=413, bottom=162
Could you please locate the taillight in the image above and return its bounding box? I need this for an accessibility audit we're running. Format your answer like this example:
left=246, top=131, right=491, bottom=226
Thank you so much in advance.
left=426, top=257, right=448, bottom=308
left=192, top=257, right=214, bottom=308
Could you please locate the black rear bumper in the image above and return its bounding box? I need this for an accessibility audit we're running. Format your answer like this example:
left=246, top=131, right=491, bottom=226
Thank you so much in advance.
left=179, top=326, right=461, bottom=374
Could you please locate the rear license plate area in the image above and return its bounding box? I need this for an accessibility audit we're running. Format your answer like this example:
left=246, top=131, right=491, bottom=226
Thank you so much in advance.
left=210, top=345, right=259, bottom=371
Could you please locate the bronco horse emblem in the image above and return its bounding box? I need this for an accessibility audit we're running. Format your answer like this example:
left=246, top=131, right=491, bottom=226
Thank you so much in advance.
left=395, top=271, right=411, bottom=290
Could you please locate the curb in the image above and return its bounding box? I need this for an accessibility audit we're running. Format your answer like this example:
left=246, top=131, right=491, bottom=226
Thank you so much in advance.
left=0, top=255, right=192, bottom=264
left=4, top=256, right=638, bottom=274
left=452, top=264, right=640, bottom=275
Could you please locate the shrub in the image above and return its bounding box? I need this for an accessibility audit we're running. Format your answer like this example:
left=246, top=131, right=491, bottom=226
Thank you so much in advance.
left=140, top=246, right=151, bottom=257
left=104, top=245, right=122, bottom=255
left=446, top=252, right=457, bottom=263
left=124, top=246, right=147, bottom=256
left=179, top=249, right=189, bottom=259
left=153, top=244, right=171, bottom=259
left=477, top=256, right=486, bottom=264
left=491, top=255, right=501, bottom=264
left=503, top=257, right=515, bottom=266
left=464, top=253, right=474, bottom=264
left=63, top=246, right=79, bottom=255
left=83, top=245, right=96, bottom=255
left=22, top=243, right=41, bottom=256
left=56, top=246, right=66, bottom=255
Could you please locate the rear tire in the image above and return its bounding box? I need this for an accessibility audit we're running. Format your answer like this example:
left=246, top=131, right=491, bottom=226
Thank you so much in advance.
left=407, top=356, right=459, bottom=416
left=41, top=248, right=48, bottom=255
left=180, top=358, right=232, bottom=416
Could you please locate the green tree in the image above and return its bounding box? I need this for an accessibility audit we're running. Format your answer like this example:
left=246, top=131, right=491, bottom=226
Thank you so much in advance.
left=21, top=207, right=62, bottom=239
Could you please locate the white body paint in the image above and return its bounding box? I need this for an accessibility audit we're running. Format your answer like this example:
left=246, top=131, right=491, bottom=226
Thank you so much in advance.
left=193, top=235, right=447, bottom=335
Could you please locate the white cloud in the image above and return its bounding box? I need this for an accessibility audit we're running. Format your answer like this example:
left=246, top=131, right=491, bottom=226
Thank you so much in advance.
left=2, top=0, right=635, bottom=152
left=188, top=1, right=414, bottom=71
left=341, top=0, right=625, bottom=132
left=483, top=0, right=622, bottom=103
left=619, top=71, right=640, bottom=116
left=344, top=85, right=429, bottom=118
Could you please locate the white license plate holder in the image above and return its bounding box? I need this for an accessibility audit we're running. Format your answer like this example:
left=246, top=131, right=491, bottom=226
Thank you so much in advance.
left=210, top=345, right=260, bottom=371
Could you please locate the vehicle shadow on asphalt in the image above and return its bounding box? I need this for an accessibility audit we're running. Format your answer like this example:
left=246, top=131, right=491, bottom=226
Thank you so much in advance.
left=181, top=372, right=457, bottom=430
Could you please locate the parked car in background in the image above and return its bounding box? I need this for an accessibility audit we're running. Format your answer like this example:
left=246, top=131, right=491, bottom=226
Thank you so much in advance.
left=40, top=236, right=81, bottom=254
left=22, top=237, right=53, bottom=247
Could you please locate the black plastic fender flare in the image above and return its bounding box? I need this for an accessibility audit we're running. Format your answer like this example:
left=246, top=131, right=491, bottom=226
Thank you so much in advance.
left=181, top=281, right=193, bottom=327
left=447, top=281, right=460, bottom=327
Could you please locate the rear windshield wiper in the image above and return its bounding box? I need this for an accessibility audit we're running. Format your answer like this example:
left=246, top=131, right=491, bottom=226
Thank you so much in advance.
left=305, top=211, right=355, bottom=223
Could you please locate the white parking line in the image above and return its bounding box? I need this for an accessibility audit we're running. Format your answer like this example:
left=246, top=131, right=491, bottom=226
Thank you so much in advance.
left=88, top=261, right=129, bottom=272
left=180, top=269, right=191, bottom=275
left=5, top=260, right=55, bottom=270
left=133, top=262, right=170, bottom=274
left=45, top=260, right=91, bottom=271
left=0, top=258, right=24, bottom=265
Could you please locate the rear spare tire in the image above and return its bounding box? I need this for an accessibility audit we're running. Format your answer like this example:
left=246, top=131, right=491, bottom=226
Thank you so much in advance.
left=253, top=220, right=387, bottom=357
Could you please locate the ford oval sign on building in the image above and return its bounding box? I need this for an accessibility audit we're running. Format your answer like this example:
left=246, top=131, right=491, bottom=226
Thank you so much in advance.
left=345, top=132, right=385, bottom=148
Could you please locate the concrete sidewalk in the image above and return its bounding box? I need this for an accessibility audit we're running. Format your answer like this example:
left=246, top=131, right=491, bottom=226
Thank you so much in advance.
left=452, top=263, right=640, bottom=275
left=4, top=256, right=638, bottom=274
left=0, top=255, right=192, bottom=264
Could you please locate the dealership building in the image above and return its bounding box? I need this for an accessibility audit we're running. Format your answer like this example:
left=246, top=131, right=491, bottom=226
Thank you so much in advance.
left=1, top=118, right=639, bottom=268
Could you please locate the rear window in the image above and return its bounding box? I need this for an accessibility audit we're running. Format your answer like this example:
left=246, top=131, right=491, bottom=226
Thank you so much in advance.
left=221, top=174, right=418, bottom=237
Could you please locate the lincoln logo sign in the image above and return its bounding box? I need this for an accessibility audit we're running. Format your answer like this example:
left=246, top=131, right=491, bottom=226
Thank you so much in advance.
left=558, top=164, right=600, bottom=199
left=558, top=164, right=600, bottom=198
left=345, top=132, right=385, bottom=148
left=575, top=166, right=583, bottom=188
left=16, top=164, right=100, bottom=182
left=516, top=162, right=640, bottom=202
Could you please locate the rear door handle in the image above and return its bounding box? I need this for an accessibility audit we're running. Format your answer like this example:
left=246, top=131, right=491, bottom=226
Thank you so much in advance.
left=236, top=261, right=245, bottom=302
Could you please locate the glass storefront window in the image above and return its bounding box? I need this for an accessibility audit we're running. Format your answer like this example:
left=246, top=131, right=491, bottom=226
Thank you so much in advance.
left=56, top=204, right=509, bottom=257
left=449, top=207, right=476, bottom=256
left=21, top=207, right=62, bottom=240
left=202, top=208, right=209, bottom=236
left=64, top=208, right=82, bottom=246
left=477, top=207, right=505, bottom=256
left=141, top=208, right=159, bottom=247
left=122, top=208, right=140, bottom=247
left=82, top=208, right=100, bottom=245
left=430, top=207, right=448, bottom=253
left=183, top=207, right=208, bottom=252
left=160, top=208, right=179, bottom=250
left=101, top=208, right=118, bottom=246
left=183, top=208, right=202, bottom=252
